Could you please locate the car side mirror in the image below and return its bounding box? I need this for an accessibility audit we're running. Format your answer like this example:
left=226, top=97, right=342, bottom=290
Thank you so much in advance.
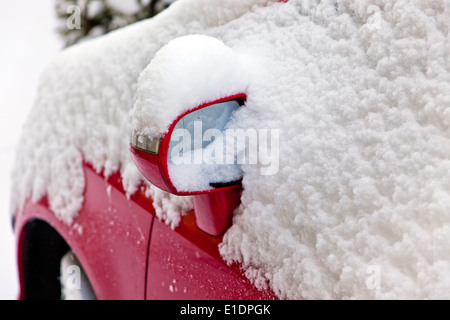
left=130, top=94, right=245, bottom=236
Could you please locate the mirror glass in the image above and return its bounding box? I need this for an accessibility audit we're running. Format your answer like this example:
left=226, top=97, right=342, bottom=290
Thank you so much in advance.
left=167, top=99, right=243, bottom=192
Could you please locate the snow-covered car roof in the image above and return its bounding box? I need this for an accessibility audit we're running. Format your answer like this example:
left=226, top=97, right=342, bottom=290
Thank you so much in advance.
left=11, top=0, right=450, bottom=299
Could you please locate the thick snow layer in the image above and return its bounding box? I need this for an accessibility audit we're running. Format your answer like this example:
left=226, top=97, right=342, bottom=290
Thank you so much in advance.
left=11, top=0, right=450, bottom=299
left=134, top=49, right=247, bottom=192
left=215, top=0, right=450, bottom=299
left=132, top=35, right=250, bottom=138
left=10, top=0, right=277, bottom=225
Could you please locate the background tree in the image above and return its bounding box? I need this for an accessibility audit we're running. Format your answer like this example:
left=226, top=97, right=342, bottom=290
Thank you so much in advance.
left=55, top=0, right=175, bottom=47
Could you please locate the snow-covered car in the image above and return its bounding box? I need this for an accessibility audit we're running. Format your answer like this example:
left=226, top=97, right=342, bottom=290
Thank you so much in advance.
left=12, top=0, right=450, bottom=300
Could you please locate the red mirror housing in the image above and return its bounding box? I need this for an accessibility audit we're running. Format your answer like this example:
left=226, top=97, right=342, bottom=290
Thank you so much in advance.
left=130, top=93, right=246, bottom=235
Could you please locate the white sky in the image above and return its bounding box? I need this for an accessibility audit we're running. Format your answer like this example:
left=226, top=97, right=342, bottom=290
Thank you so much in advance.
left=0, top=0, right=62, bottom=299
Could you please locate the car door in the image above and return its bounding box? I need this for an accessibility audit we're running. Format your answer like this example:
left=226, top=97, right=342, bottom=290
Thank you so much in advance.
left=146, top=209, right=275, bottom=299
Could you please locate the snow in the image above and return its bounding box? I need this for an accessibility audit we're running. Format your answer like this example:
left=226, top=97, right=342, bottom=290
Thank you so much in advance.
left=10, top=0, right=276, bottom=225
left=131, top=35, right=250, bottom=138
left=216, top=0, right=450, bottom=299
left=133, top=38, right=248, bottom=191
left=9, top=0, right=450, bottom=300
left=145, top=186, right=193, bottom=229
left=0, top=0, right=61, bottom=300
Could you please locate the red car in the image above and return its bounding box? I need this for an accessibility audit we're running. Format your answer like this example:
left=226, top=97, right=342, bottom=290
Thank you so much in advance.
left=13, top=0, right=282, bottom=300
left=15, top=0, right=446, bottom=301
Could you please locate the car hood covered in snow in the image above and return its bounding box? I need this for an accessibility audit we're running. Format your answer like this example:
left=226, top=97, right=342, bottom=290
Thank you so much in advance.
left=11, top=0, right=450, bottom=299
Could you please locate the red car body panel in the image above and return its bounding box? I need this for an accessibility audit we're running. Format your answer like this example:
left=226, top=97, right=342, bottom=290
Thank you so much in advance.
left=147, top=210, right=275, bottom=300
left=15, top=163, right=275, bottom=299
left=15, top=164, right=153, bottom=299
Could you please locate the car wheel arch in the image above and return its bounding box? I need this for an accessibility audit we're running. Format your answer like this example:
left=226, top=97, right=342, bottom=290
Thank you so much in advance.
left=18, top=218, right=95, bottom=300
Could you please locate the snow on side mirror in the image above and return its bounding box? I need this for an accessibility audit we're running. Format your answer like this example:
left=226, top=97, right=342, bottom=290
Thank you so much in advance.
left=130, top=95, right=245, bottom=194
left=130, top=35, right=250, bottom=235
left=167, top=95, right=245, bottom=192
left=130, top=95, right=245, bottom=235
